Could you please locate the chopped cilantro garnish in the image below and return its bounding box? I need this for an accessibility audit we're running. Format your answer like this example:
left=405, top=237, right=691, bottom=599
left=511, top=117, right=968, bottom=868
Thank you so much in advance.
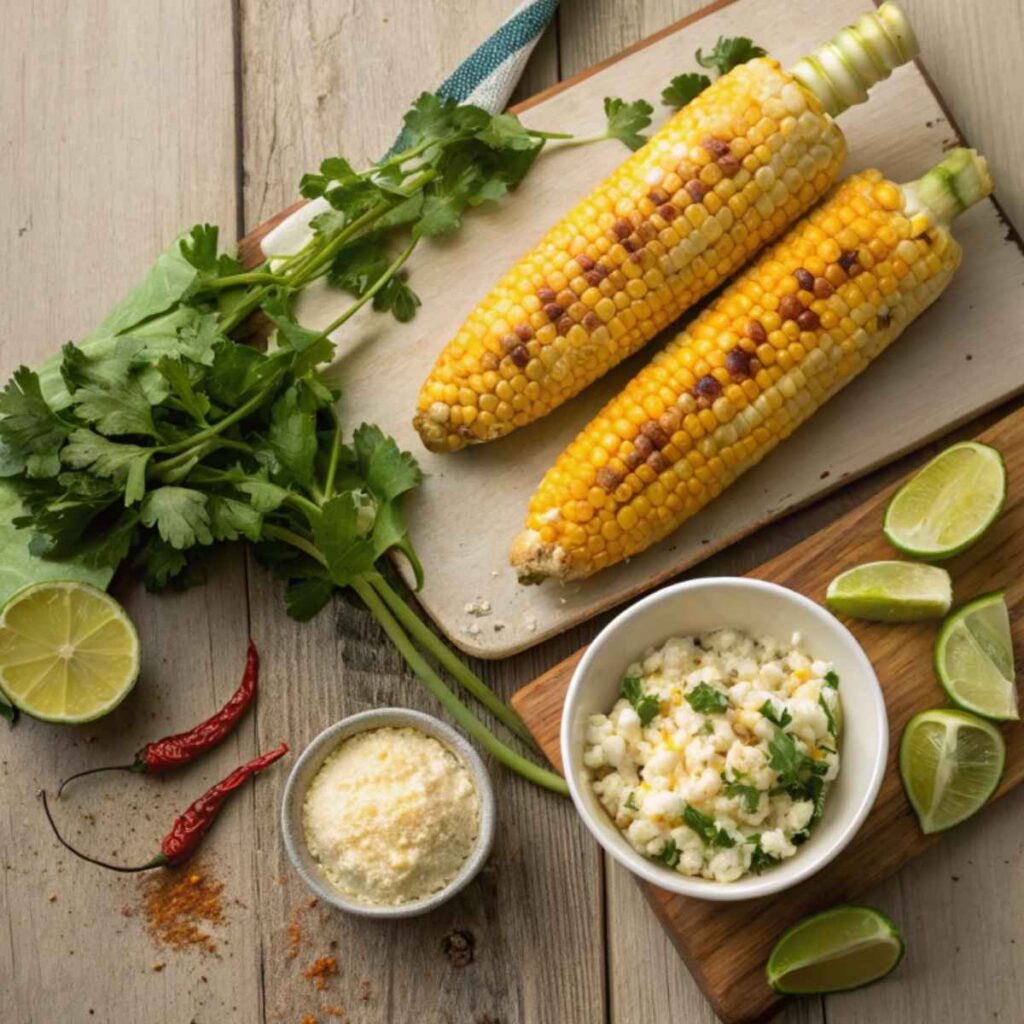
left=724, top=781, right=761, bottom=814
left=683, top=804, right=735, bottom=848
left=748, top=835, right=781, bottom=874
left=657, top=838, right=681, bottom=868
left=622, top=674, right=660, bottom=726
left=819, top=692, right=837, bottom=738
left=825, top=670, right=840, bottom=689
left=695, top=36, right=767, bottom=77
left=661, top=72, right=712, bottom=109
left=760, top=700, right=792, bottom=728
left=624, top=791, right=638, bottom=812
left=686, top=682, right=729, bottom=715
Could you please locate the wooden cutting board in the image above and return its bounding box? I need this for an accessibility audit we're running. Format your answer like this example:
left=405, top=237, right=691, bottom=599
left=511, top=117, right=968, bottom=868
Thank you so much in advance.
left=239, top=0, right=1024, bottom=660
left=509, top=404, right=1024, bottom=1024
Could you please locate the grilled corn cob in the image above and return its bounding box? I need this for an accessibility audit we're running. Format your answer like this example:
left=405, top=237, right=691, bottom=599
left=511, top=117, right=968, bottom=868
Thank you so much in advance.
left=511, top=149, right=993, bottom=582
left=414, top=4, right=918, bottom=453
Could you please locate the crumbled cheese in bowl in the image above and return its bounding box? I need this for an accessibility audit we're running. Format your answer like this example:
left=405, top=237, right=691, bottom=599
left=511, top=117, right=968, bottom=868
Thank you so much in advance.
left=584, top=629, right=841, bottom=883
left=303, top=727, right=480, bottom=906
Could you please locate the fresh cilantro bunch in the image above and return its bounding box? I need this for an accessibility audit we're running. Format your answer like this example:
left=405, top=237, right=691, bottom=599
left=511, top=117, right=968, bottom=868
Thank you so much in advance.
left=0, top=93, right=573, bottom=792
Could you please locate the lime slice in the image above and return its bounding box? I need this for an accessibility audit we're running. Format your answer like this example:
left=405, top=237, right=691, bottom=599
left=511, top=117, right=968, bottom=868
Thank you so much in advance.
left=935, top=592, right=1017, bottom=720
left=900, top=708, right=1005, bottom=833
left=884, top=442, right=1005, bottom=560
left=766, top=906, right=904, bottom=994
left=0, top=581, right=140, bottom=723
left=826, top=561, right=952, bottom=621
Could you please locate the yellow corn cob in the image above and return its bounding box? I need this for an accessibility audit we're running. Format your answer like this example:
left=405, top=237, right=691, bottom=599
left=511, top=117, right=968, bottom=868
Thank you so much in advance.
left=511, top=150, right=993, bottom=582
left=414, top=5, right=918, bottom=453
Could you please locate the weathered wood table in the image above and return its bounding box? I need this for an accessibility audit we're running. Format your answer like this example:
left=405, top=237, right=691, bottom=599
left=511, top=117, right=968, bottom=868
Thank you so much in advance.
left=3, top=2, right=1024, bottom=1022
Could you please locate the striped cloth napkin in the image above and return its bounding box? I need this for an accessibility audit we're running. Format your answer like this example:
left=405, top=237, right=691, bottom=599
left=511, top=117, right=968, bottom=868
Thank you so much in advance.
left=262, top=0, right=558, bottom=258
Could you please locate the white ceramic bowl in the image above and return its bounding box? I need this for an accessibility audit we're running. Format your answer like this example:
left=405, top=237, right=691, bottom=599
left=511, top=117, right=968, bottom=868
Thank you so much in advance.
left=281, top=708, right=496, bottom=918
left=561, top=578, right=887, bottom=901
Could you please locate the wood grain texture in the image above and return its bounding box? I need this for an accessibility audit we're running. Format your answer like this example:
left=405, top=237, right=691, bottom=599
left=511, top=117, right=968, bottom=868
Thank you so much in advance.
left=7, top=2, right=1024, bottom=1023
left=512, top=402, right=1024, bottom=1023
left=0, top=3, right=256, bottom=1023
left=236, top=0, right=1024, bottom=662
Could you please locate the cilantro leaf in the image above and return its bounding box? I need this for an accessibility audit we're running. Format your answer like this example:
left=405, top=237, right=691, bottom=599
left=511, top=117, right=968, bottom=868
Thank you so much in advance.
left=819, top=692, right=838, bottom=739
left=760, top=700, right=792, bottom=728
left=314, top=492, right=378, bottom=588
left=352, top=424, right=422, bottom=502
left=724, top=781, right=761, bottom=814
left=603, top=97, right=654, bottom=151
left=61, top=430, right=152, bottom=506
left=475, top=112, right=538, bottom=152
left=0, top=367, right=72, bottom=478
left=267, top=382, right=319, bottom=488
left=695, top=36, right=767, bottom=77
left=134, top=535, right=190, bottom=590
left=622, top=674, right=660, bottom=726
left=327, top=239, right=422, bottom=324
left=767, top=728, right=805, bottom=786
left=260, top=294, right=324, bottom=353
left=686, top=682, right=729, bottom=715
left=70, top=373, right=160, bottom=440
left=284, top=576, right=335, bottom=622
left=825, top=670, right=840, bottom=689
left=661, top=72, right=711, bottom=109
left=624, top=791, right=638, bottom=811
left=657, top=839, right=681, bottom=868
left=157, top=357, right=210, bottom=425
left=207, top=495, right=263, bottom=542
left=748, top=835, right=780, bottom=874
left=140, top=487, right=213, bottom=549
left=683, top=804, right=735, bottom=848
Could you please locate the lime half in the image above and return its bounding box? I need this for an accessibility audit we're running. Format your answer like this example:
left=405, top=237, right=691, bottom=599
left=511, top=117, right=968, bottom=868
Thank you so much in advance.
left=900, top=708, right=1005, bottom=834
left=936, top=592, right=1017, bottom=720
left=884, top=442, right=1005, bottom=560
left=826, top=561, right=952, bottom=621
left=766, top=906, right=904, bottom=994
left=0, top=581, right=140, bottom=723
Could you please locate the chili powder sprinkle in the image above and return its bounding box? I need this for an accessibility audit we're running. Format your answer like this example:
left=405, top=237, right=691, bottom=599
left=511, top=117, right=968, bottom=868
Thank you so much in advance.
left=303, top=955, right=338, bottom=991
left=140, top=863, right=224, bottom=953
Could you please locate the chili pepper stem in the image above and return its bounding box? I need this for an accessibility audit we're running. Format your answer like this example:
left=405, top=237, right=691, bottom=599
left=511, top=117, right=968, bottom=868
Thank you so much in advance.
left=40, top=791, right=167, bottom=873
left=57, top=762, right=145, bottom=796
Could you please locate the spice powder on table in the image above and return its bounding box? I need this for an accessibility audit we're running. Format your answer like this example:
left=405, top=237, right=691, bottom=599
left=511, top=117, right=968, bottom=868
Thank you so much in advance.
left=140, top=862, right=225, bottom=953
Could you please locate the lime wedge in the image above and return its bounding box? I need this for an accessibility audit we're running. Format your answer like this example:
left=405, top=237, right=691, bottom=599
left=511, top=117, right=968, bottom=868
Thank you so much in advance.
left=826, top=561, right=952, bottom=621
left=900, top=708, right=1005, bottom=833
left=0, top=581, right=140, bottom=724
left=766, top=906, right=904, bottom=994
left=884, top=442, right=1005, bottom=560
left=935, top=592, right=1017, bottom=721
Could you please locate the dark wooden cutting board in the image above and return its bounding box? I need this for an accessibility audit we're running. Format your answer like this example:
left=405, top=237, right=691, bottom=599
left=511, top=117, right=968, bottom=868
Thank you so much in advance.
left=510, top=406, right=1024, bottom=1023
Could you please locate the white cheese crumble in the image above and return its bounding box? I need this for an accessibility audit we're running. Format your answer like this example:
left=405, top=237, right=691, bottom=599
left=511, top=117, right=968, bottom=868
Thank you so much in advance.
left=585, top=629, right=841, bottom=883
left=304, top=727, right=480, bottom=905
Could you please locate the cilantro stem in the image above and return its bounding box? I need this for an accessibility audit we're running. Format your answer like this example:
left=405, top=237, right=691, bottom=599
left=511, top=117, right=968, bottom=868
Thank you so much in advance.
left=322, top=405, right=343, bottom=500
left=263, top=523, right=325, bottom=565
left=202, top=271, right=288, bottom=289
left=310, top=238, right=418, bottom=345
left=351, top=578, right=567, bottom=795
left=369, top=575, right=539, bottom=750
left=156, top=372, right=284, bottom=456
left=284, top=492, right=323, bottom=525
left=286, top=203, right=392, bottom=288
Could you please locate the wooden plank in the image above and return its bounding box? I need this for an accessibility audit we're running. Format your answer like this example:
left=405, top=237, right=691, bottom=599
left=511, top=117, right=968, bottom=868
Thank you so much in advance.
left=237, top=3, right=606, bottom=1022
left=236, top=0, right=1024, bottom=661
left=0, top=3, right=255, bottom=1023
left=511, top=401, right=1024, bottom=1024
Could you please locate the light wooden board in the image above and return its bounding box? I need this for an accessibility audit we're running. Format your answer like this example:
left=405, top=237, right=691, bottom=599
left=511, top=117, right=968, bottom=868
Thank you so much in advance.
left=238, top=0, right=1024, bottom=661
left=510, top=402, right=1024, bottom=1024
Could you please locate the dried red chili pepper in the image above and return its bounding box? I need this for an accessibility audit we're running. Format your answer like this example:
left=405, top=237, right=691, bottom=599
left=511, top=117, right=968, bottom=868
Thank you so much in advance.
left=57, top=640, right=259, bottom=795
left=41, top=743, right=288, bottom=872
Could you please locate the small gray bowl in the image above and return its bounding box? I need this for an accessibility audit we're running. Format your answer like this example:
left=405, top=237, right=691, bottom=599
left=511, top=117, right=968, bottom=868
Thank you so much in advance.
left=281, top=708, right=496, bottom=918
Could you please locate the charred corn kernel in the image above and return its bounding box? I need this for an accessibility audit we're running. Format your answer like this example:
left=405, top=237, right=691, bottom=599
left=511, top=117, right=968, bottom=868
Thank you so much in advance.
left=414, top=8, right=921, bottom=452
left=511, top=151, right=991, bottom=582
